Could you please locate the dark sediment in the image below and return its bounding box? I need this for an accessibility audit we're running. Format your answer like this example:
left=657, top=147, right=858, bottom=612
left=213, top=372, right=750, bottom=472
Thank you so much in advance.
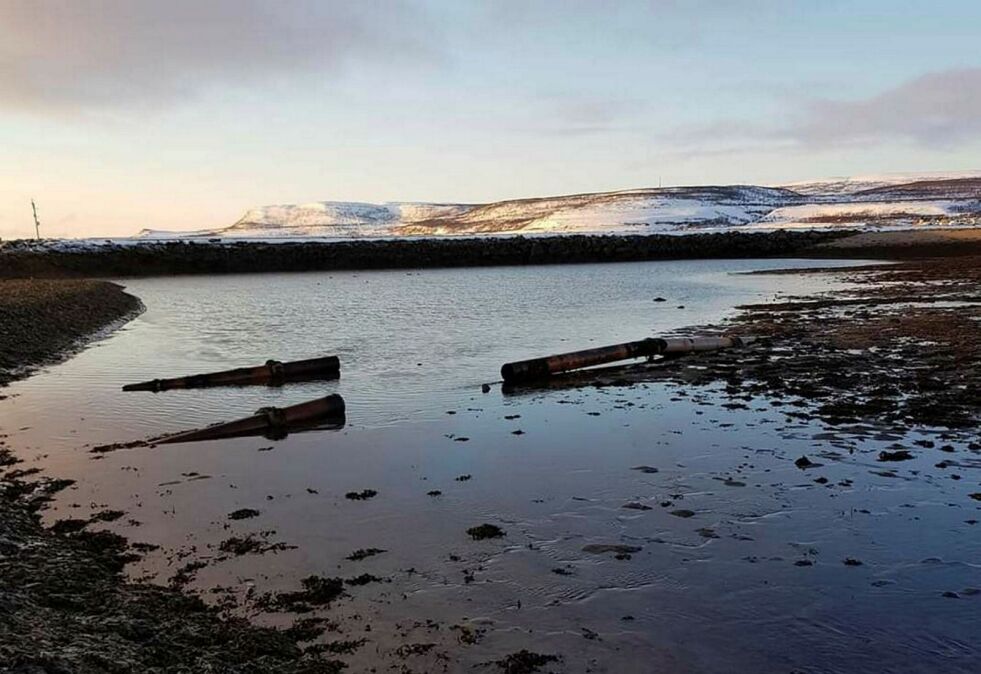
left=0, top=230, right=849, bottom=278
left=0, top=464, right=343, bottom=672
left=467, top=523, right=506, bottom=540
left=0, top=279, right=142, bottom=386
left=494, top=650, right=560, bottom=673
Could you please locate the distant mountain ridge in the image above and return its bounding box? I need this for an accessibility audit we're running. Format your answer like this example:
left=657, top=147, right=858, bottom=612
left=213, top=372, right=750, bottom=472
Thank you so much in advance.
left=137, top=172, right=981, bottom=240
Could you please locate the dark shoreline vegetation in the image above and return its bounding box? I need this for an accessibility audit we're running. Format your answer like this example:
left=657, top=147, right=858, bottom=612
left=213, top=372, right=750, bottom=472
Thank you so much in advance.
left=0, top=230, right=850, bottom=278
left=1, top=236, right=980, bottom=672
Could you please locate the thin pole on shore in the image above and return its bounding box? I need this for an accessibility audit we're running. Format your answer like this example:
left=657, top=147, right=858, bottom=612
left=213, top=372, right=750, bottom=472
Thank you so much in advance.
left=31, top=199, right=40, bottom=240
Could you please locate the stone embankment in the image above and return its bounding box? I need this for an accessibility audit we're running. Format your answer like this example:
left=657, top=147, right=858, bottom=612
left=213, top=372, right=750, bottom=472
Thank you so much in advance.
left=0, top=230, right=848, bottom=278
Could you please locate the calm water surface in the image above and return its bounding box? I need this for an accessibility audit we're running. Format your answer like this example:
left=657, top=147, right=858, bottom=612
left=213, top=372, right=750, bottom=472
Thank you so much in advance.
left=3, top=259, right=978, bottom=673
left=8, top=258, right=861, bottom=446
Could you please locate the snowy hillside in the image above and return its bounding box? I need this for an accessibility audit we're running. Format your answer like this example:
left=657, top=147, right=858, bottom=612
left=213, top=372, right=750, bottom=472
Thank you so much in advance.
left=395, top=186, right=798, bottom=235
left=777, top=170, right=981, bottom=196
left=223, top=201, right=475, bottom=238
left=137, top=172, right=981, bottom=240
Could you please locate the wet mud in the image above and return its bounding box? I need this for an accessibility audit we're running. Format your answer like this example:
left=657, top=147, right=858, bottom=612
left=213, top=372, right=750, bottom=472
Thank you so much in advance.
left=576, top=254, right=980, bottom=432
left=0, top=279, right=142, bottom=386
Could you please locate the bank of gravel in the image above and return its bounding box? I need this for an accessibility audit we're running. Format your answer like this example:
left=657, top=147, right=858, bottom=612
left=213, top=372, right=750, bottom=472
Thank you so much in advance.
left=0, top=280, right=143, bottom=386
left=0, top=281, right=348, bottom=673
left=0, top=230, right=848, bottom=278
left=805, top=227, right=981, bottom=260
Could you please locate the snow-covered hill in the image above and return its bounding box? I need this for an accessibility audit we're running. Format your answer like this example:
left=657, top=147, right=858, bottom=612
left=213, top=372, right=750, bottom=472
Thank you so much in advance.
left=395, top=186, right=798, bottom=236
left=137, top=172, right=981, bottom=240
left=777, top=170, right=981, bottom=196
left=223, top=201, right=475, bottom=238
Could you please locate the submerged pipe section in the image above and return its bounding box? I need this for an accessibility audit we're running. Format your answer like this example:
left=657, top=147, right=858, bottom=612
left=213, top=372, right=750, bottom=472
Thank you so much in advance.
left=157, top=394, right=345, bottom=445
left=122, top=355, right=340, bottom=392
left=501, top=335, right=754, bottom=384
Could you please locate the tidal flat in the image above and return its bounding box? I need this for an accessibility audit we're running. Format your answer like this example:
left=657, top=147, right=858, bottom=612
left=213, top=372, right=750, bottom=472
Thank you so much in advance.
left=1, top=253, right=979, bottom=673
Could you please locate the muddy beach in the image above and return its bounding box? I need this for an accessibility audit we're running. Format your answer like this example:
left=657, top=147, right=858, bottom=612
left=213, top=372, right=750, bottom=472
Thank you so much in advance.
left=1, top=240, right=979, bottom=673
left=0, top=280, right=142, bottom=386
left=0, top=281, right=353, bottom=672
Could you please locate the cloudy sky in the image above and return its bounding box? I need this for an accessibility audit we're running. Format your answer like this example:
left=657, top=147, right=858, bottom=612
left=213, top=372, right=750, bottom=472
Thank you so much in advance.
left=2, top=0, right=980, bottom=238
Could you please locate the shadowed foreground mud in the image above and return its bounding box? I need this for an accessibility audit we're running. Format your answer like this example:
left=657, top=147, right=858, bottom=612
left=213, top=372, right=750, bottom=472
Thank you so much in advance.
left=0, top=454, right=348, bottom=673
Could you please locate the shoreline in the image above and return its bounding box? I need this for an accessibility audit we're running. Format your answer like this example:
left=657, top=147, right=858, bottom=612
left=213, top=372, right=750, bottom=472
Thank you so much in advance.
left=0, top=281, right=350, bottom=672
left=539, top=254, right=980, bottom=431
left=2, top=244, right=979, bottom=671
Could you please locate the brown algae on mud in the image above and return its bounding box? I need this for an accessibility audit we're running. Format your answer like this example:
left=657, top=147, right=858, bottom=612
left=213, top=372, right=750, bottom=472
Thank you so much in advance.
left=346, top=547, right=386, bottom=561
left=260, top=576, right=346, bottom=612
left=2, top=376, right=344, bottom=670
left=345, top=489, right=378, bottom=500
left=467, top=523, right=506, bottom=540
left=494, top=650, right=561, bottom=673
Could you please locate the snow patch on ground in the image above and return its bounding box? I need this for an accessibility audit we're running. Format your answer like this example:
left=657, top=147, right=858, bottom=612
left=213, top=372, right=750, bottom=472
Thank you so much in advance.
left=761, top=201, right=959, bottom=224
left=507, top=198, right=760, bottom=234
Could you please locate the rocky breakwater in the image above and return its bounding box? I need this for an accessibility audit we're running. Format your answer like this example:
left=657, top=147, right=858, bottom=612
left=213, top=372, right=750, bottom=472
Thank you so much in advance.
left=0, top=229, right=848, bottom=278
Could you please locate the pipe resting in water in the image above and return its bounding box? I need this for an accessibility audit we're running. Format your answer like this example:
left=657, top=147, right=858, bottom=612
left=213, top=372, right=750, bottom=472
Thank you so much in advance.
left=500, top=335, right=755, bottom=384
left=122, top=355, right=340, bottom=391
left=156, top=394, right=345, bottom=444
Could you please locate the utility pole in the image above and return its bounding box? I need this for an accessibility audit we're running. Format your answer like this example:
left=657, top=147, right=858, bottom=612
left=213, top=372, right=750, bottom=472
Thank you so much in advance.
left=31, top=199, right=40, bottom=240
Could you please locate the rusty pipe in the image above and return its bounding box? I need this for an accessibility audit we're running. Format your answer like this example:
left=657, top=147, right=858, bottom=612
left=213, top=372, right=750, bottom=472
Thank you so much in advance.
left=501, top=338, right=663, bottom=383
left=123, top=355, right=340, bottom=392
left=501, top=335, right=754, bottom=384
left=156, top=394, right=345, bottom=444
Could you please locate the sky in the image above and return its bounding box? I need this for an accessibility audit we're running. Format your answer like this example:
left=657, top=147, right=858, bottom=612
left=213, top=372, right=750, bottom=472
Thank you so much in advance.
left=1, top=0, right=980, bottom=239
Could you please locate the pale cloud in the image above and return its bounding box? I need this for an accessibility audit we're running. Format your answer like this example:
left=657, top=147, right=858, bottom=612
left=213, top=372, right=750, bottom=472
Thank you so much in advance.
left=673, top=68, right=981, bottom=152
left=520, top=94, right=653, bottom=137
left=0, top=0, right=438, bottom=112
left=793, top=68, right=981, bottom=147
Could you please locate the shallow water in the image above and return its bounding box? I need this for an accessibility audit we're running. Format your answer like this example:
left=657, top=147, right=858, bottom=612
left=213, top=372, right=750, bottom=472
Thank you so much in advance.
left=4, top=258, right=979, bottom=673
left=6, top=259, right=860, bottom=445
